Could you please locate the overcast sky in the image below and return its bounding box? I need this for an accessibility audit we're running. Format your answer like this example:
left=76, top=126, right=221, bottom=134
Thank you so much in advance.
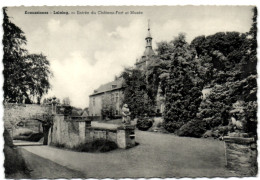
left=6, top=6, right=253, bottom=108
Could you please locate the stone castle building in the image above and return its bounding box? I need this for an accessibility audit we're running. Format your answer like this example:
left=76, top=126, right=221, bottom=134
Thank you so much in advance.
left=89, top=21, right=164, bottom=118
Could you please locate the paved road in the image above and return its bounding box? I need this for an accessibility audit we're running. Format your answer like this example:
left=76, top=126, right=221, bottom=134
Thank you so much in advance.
left=21, top=130, right=237, bottom=178
left=20, top=147, right=85, bottom=178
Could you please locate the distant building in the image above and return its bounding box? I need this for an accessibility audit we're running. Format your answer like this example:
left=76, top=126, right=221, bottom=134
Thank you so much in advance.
left=89, top=78, right=124, bottom=117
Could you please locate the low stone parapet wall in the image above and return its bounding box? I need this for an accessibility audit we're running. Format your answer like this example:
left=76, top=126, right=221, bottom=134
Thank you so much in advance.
left=48, top=114, right=135, bottom=149
left=85, top=126, right=117, bottom=143
left=48, top=115, right=91, bottom=148
left=85, top=125, right=135, bottom=149
left=224, top=136, right=257, bottom=176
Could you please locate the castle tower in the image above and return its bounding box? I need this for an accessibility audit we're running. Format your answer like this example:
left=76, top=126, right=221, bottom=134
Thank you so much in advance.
left=135, top=20, right=155, bottom=70
left=143, top=19, right=155, bottom=59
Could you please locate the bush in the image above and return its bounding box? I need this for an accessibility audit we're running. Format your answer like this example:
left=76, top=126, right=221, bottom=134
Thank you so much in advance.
left=26, top=133, right=44, bottom=142
left=177, top=120, right=206, bottom=138
left=136, top=117, right=153, bottom=131
left=163, top=121, right=183, bottom=133
left=74, top=139, right=118, bottom=152
left=215, top=126, right=229, bottom=136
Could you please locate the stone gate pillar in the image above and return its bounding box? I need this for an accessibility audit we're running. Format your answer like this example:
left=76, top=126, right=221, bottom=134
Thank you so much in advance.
left=117, top=125, right=135, bottom=149
left=224, top=135, right=257, bottom=176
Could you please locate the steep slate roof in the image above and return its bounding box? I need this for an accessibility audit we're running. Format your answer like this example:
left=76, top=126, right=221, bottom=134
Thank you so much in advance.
left=90, top=78, right=124, bottom=96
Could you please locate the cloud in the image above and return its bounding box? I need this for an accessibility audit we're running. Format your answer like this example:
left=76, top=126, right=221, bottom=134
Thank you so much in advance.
left=36, top=18, right=148, bottom=108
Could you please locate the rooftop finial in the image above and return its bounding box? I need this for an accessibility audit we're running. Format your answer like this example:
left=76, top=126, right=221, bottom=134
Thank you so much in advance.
left=148, top=19, right=150, bottom=31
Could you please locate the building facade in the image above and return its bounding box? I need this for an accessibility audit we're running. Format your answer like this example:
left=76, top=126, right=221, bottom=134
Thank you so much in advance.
left=89, top=78, right=124, bottom=117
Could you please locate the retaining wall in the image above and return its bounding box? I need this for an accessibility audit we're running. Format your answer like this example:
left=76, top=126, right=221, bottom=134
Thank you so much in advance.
left=224, top=136, right=257, bottom=176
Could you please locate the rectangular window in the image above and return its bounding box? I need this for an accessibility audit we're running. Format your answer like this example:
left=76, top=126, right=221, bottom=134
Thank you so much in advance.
left=93, top=97, right=95, bottom=106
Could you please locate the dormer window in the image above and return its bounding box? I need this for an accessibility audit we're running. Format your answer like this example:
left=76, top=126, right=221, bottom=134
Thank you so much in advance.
left=112, top=85, right=117, bottom=89
left=94, top=90, right=98, bottom=93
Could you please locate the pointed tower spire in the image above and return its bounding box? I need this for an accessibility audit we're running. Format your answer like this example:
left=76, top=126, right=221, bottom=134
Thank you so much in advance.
left=143, top=19, right=155, bottom=56
left=148, top=19, right=150, bottom=32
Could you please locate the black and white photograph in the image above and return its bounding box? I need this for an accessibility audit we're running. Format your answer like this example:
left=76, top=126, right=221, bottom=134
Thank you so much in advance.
left=2, top=5, right=258, bottom=179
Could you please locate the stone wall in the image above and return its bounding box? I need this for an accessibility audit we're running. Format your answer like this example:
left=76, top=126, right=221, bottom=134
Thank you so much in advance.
left=4, top=103, right=52, bottom=135
left=85, top=126, right=117, bottom=143
left=224, top=136, right=257, bottom=176
left=48, top=115, right=91, bottom=148
left=48, top=114, right=135, bottom=149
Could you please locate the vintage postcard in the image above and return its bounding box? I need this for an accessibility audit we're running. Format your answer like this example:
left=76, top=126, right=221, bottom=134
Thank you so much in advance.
left=2, top=6, right=258, bottom=178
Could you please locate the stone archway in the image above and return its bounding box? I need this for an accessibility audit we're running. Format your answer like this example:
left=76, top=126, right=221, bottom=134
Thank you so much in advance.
left=33, top=114, right=53, bottom=145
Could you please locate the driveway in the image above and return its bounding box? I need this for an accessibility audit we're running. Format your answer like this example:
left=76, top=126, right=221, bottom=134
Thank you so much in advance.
left=20, top=147, right=85, bottom=179
left=21, top=130, right=237, bottom=178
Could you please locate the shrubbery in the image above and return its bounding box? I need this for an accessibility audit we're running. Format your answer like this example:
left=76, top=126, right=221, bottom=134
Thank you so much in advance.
left=163, top=121, right=183, bottom=133
left=177, top=120, right=206, bottom=138
left=51, top=139, right=118, bottom=153
left=74, top=139, right=118, bottom=152
left=136, top=117, right=153, bottom=131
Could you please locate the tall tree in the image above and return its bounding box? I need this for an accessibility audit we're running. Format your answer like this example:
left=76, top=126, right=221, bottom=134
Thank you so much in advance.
left=3, top=7, right=28, bottom=102
left=24, top=54, right=51, bottom=103
left=121, top=68, right=154, bottom=118
left=3, top=8, right=52, bottom=103
left=163, top=34, right=203, bottom=132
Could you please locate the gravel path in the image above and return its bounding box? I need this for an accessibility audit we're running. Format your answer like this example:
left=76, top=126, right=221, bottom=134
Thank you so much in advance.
left=21, top=130, right=238, bottom=178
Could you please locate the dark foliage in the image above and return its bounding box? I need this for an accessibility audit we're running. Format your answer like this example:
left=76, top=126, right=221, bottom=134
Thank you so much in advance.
left=192, top=7, right=257, bottom=136
left=13, top=132, right=44, bottom=142
left=197, top=72, right=257, bottom=133
left=26, top=133, right=44, bottom=142
left=136, top=117, right=153, bottom=131
left=121, top=68, right=154, bottom=117
left=162, top=34, right=203, bottom=133
left=73, top=139, right=118, bottom=152
left=177, top=119, right=207, bottom=138
left=3, top=8, right=52, bottom=103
